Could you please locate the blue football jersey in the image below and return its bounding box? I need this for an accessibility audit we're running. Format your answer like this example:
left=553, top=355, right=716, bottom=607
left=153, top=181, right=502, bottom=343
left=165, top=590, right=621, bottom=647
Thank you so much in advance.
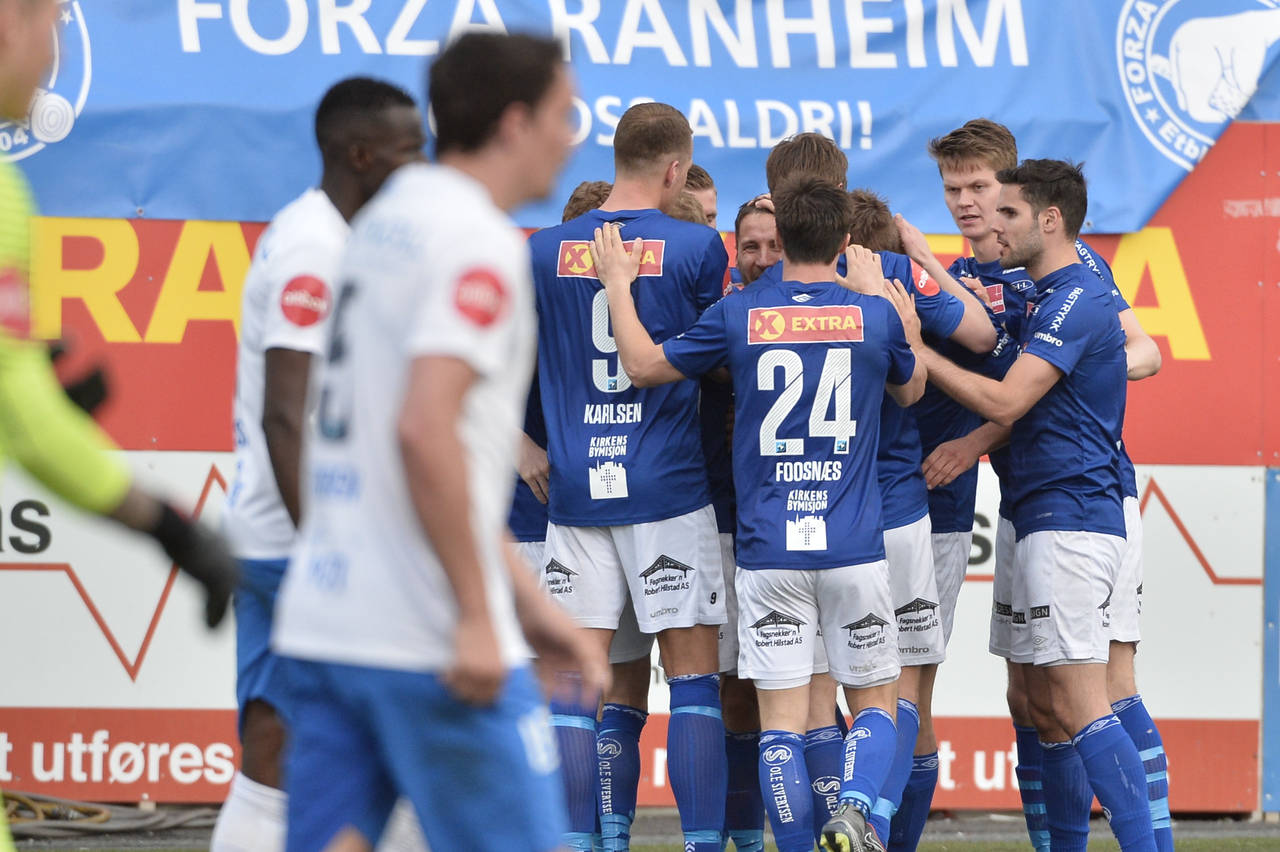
left=529, top=208, right=727, bottom=526
left=1007, top=264, right=1127, bottom=539
left=920, top=256, right=1028, bottom=527
left=507, top=373, right=548, bottom=543
left=664, top=280, right=916, bottom=571
left=1076, top=238, right=1139, bottom=500
left=760, top=252, right=960, bottom=530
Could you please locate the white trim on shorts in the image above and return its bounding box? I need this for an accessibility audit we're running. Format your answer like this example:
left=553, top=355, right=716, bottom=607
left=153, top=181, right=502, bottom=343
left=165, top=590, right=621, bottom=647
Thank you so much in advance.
left=716, top=533, right=740, bottom=674
left=1108, top=496, right=1143, bottom=645
left=989, top=514, right=1018, bottom=660
left=930, top=529, right=972, bottom=649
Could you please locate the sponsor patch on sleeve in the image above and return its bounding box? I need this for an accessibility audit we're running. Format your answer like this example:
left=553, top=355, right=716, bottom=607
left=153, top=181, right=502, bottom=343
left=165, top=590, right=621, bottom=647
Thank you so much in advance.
left=0, top=267, right=31, bottom=339
left=985, top=283, right=1006, bottom=314
left=280, top=276, right=332, bottom=327
left=557, top=239, right=665, bottom=279
left=914, top=265, right=940, bottom=297
left=454, top=267, right=507, bottom=327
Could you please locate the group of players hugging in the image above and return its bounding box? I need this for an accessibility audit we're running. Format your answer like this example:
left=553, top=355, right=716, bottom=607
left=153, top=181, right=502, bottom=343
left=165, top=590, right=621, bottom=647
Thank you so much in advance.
left=213, top=38, right=1170, bottom=852
left=513, top=106, right=1170, bottom=852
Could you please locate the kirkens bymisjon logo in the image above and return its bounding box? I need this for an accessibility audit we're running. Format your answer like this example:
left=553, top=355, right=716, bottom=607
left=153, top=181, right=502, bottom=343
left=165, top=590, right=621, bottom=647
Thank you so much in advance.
left=1117, top=0, right=1280, bottom=171
left=2, top=1, right=90, bottom=162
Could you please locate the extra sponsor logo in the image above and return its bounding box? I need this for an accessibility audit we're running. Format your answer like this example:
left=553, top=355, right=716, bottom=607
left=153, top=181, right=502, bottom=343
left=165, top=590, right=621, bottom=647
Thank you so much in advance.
left=556, top=239, right=665, bottom=279
left=1030, top=605, right=1051, bottom=620
left=1117, top=0, right=1280, bottom=170
left=597, top=738, right=622, bottom=760
left=748, top=305, right=864, bottom=344
left=453, top=267, right=506, bottom=327
left=1, top=1, right=91, bottom=162
left=279, top=275, right=331, bottom=327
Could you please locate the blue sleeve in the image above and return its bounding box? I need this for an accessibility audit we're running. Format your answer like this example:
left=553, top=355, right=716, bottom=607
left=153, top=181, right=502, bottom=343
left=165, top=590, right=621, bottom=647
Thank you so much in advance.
left=1023, top=287, right=1105, bottom=376
left=664, top=298, right=730, bottom=378
left=916, top=286, right=966, bottom=339
left=693, top=230, right=729, bottom=312
left=1076, top=239, right=1130, bottom=311
left=883, top=306, right=916, bottom=386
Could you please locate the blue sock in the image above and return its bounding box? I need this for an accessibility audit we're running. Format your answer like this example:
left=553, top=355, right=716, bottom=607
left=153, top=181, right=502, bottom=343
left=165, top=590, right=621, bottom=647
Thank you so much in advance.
left=725, top=731, right=764, bottom=852
left=1040, top=740, right=1090, bottom=852
left=804, top=725, right=844, bottom=840
left=870, top=699, right=919, bottom=842
left=888, top=753, right=938, bottom=851
left=551, top=696, right=599, bottom=851
left=759, top=730, right=813, bottom=852
left=839, top=706, right=898, bottom=829
left=598, top=703, right=646, bottom=851
left=1013, top=725, right=1050, bottom=851
left=1074, top=714, right=1157, bottom=851
left=668, top=674, right=727, bottom=852
left=1114, top=695, right=1173, bottom=852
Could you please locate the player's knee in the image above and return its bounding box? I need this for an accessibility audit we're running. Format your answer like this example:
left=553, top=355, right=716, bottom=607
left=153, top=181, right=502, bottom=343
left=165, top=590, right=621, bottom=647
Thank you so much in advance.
left=656, top=623, right=720, bottom=676
left=1106, top=641, right=1138, bottom=704
left=240, top=700, right=286, bottom=788
left=605, top=656, right=653, bottom=710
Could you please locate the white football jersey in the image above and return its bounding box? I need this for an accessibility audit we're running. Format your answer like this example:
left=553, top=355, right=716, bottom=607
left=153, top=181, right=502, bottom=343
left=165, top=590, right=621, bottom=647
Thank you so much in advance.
left=224, top=189, right=345, bottom=560
left=273, top=164, right=535, bottom=672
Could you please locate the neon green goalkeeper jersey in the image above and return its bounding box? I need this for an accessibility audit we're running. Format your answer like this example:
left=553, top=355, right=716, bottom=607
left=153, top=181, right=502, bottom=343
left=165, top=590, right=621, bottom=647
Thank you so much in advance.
left=0, top=160, right=129, bottom=514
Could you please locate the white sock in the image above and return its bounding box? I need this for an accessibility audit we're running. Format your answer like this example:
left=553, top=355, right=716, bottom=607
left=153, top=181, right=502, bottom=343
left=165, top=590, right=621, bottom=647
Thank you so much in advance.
left=210, top=771, right=287, bottom=852
left=375, top=800, right=431, bottom=852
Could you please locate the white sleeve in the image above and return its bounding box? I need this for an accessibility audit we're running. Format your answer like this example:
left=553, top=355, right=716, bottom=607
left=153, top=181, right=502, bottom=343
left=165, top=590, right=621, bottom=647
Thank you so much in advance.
left=405, top=225, right=527, bottom=377
left=260, top=236, right=343, bottom=355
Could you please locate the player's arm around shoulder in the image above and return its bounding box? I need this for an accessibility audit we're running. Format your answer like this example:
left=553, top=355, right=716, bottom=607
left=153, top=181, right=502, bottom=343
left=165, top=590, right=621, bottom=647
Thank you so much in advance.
left=895, top=213, right=996, bottom=353
left=1118, top=308, right=1161, bottom=380
left=591, top=222, right=688, bottom=387
left=882, top=279, right=927, bottom=408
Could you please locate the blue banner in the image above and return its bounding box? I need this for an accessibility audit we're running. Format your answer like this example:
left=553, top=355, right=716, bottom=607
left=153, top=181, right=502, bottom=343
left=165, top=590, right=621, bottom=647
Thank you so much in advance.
left=5, top=0, right=1280, bottom=230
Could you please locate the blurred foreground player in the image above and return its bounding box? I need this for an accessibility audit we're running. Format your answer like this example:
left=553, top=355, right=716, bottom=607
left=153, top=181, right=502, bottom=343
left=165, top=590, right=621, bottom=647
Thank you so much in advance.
left=0, top=0, right=237, bottom=845
left=272, top=33, right=606, bottom=852
left=213, top=77, right=426, bottom=852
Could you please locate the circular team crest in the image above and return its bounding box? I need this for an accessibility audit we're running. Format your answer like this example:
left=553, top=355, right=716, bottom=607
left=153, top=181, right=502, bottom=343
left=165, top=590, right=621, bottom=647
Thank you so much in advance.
left=1117, top=0, right=1280, bottom=171
left=1, top=0, right=91, bottom=162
